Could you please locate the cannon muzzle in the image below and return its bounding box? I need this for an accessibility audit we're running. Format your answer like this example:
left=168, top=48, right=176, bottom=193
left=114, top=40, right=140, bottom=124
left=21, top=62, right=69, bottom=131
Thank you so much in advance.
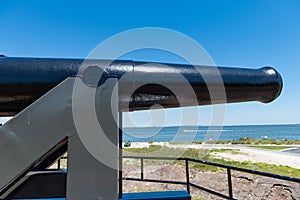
left=0, top=57, right=282, bottom=116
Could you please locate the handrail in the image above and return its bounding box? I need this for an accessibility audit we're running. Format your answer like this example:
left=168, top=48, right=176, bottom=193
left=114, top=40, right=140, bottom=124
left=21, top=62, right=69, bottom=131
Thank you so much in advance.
left=57, top=155, right=300, bottom=199
left=122, top=155, right=300, bottom=200
left=123, top=155, right=300, bottom=183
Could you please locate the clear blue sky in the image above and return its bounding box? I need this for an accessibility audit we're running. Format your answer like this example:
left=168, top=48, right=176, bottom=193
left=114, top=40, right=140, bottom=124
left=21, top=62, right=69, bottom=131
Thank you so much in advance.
left=0, top=0, right=299, bottom=126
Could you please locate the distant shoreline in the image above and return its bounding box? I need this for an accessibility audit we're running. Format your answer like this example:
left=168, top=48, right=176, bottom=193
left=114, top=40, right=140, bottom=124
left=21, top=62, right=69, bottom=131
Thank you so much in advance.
left=123, top=141, right=300, bottom=148
left=123, top=138, right=300, bottom=145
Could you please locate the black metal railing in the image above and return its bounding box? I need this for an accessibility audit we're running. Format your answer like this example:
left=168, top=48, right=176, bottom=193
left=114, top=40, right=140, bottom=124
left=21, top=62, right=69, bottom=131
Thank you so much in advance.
left=122, top=155, right=300, bottom=200
left=56, top=155, right=300, bottom=200
left=57, top=156, right=67, bottom=170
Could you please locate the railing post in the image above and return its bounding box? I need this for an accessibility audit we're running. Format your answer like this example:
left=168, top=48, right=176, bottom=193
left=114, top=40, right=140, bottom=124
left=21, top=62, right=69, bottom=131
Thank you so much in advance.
left=141, top=158, right=144, bottom=180
left=227, top=168, right=233, bottom=199
left=185, top=159, right=190, bottom=194
left=57, top=158, right=61, bottom=170
left=118, top=112, right=123, bottom=199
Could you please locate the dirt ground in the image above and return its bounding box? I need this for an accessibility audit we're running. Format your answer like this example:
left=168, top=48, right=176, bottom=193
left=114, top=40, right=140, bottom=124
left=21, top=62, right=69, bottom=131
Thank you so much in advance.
left=123, top=164, right=300, bottom=200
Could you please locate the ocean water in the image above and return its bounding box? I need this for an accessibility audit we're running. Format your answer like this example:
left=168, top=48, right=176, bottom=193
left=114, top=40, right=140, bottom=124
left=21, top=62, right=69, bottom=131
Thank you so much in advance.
left=123, top=124, right=300, bottom=142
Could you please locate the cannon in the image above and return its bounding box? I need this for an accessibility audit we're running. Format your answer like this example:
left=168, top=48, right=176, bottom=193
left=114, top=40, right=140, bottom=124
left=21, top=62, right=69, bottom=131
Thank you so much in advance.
left=0, top=56, right=283, bottom=200
left=0, top=56, right=282, bottom=116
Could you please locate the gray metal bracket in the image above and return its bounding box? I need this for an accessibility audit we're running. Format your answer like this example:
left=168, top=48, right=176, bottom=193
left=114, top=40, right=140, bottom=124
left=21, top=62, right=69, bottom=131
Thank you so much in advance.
left=0, top=77, right=119, bottom=200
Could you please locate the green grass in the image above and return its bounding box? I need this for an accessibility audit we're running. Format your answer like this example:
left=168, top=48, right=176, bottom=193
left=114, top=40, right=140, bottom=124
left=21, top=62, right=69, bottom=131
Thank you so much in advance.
left=248, top=145, right=291, bottom=150
left=123, top=145, right=300, bottom=178
left=209, top=148, right=242, bottom=154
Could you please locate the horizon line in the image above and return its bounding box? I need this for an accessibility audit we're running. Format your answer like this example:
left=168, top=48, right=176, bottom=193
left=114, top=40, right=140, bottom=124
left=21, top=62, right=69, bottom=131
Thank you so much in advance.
left=123, top=122, right=300, bottom=128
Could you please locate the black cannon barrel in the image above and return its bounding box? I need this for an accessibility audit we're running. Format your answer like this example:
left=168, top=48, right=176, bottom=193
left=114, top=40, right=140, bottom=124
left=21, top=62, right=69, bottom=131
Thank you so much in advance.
left=0, top=57, right=282, bottom=116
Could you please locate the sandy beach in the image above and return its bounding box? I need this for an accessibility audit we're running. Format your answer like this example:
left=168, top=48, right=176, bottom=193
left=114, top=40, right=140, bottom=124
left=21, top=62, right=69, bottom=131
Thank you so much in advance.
left=124, top=142, right=300, bottom=169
